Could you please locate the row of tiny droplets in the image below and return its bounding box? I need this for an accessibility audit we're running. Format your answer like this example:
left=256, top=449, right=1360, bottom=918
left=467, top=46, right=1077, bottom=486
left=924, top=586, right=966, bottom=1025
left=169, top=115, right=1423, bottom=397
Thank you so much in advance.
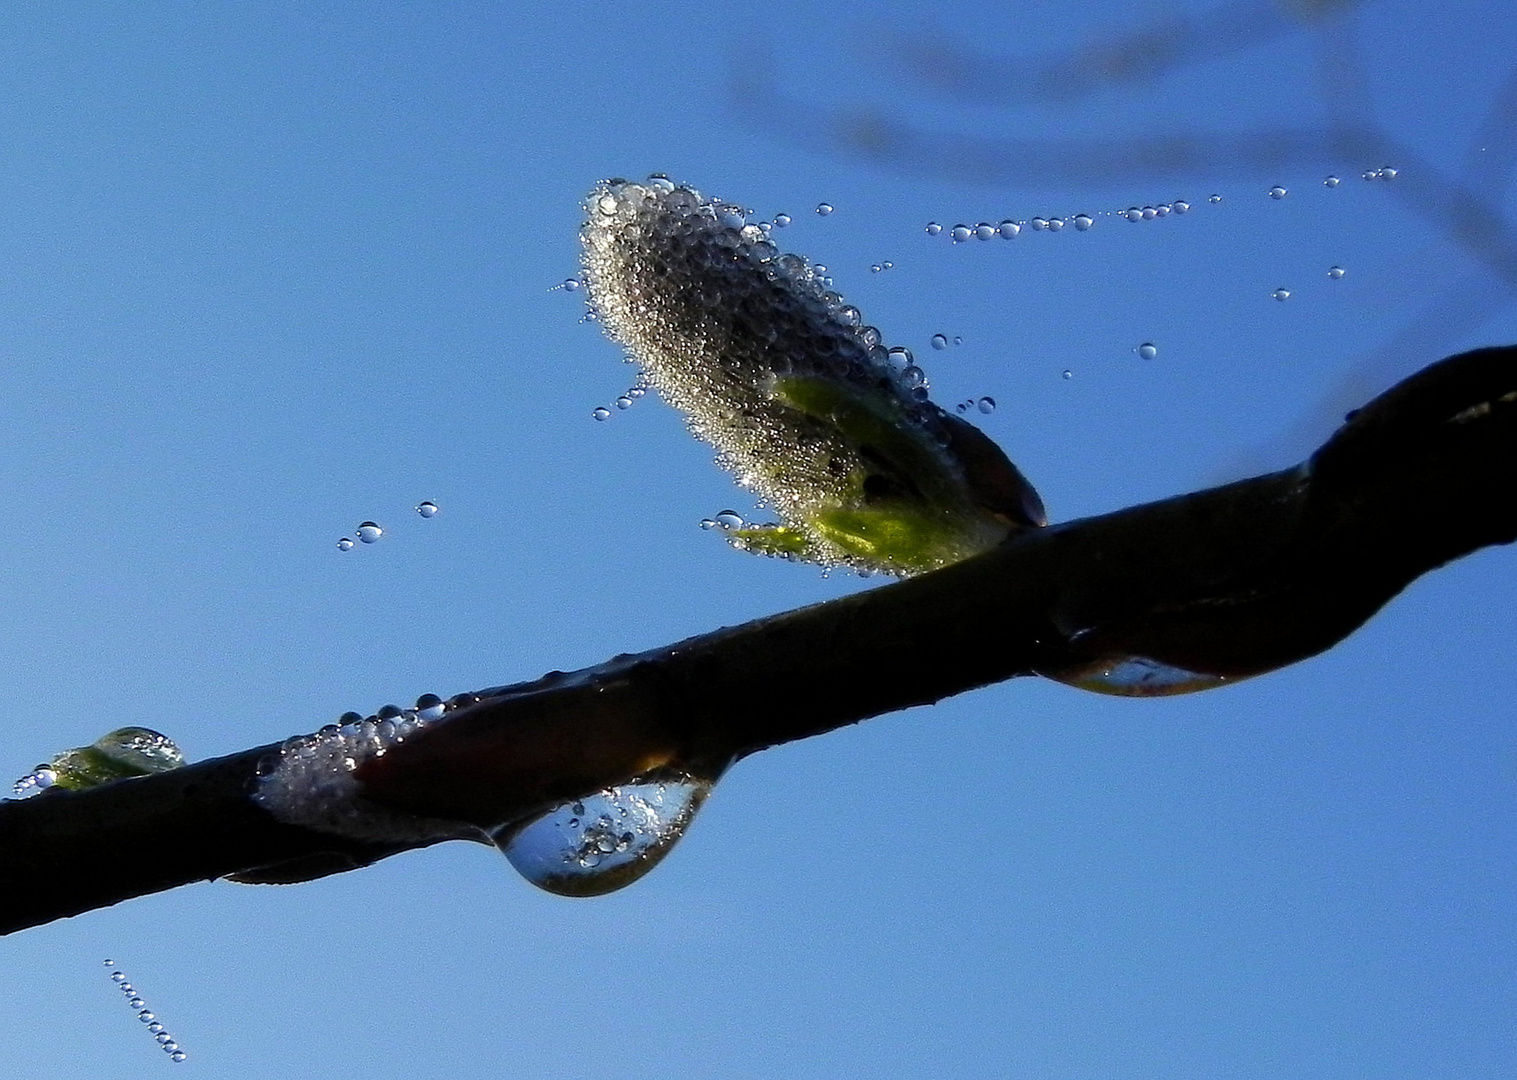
left=924, top=169, right=1396, bottom=244
left=337, top=500, right=439, bottom=551
left=103, top=960, right=186, bottom=1063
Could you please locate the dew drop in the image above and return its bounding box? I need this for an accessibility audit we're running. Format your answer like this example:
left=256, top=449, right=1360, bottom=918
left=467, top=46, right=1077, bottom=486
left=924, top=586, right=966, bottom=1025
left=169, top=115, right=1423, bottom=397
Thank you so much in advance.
left=416, top=501, right=439, bottom=518
left=885, top=346, right=914, bottom=371
left=559, top=277, right=581, bottom=292
left=171, top=1052, right=187, bottom=1063
left=129, top=997, right=145, bottom=1009
left=1362, top=168, right=1379, bottom=181
left=953, top=336, right=963, bottom=346
left=138, top=1011, right=155, bottom=1022
left=881, top=260, right=893, bottom=270
left=1378, top=166, right=1397, bottom=180
left=870, top=263, right=882, bottom=273
left=148, top=1022, right=164, bottom=1034
left=1137, top=342, right=1158, bottom=360
left=950, top=224, right=972, bottom=243
left=1324, top=175, right=1341, bottom=187
left=976, top=397, right=996, bottom=414
left=1272, top=287, right=1291, bottom=302
left=355, top=521, right=383, bottom=544
left=714, top=510, right=745, bottom=529
left=592, top=406, right=611, bottom=421
left=773, top=213, right=791, bottom=227
left=930, top=333, right=949, bottom=350
left=493, top=772, right=715, bottom=896
left=1268, top=185, right=1287, bottom=199
left=1073, top=214, right=1094, bottom=230
left=924, top=221, right=942, bottom=235
left=1208, top=194, right=1222, bottom=204
left=1172, top=200, right=1190, bottom=213
left=997, top=219, right=1020, bottom=239
left=1327, top=265, right=1346, bottom=280
left=698, top=518, right=719, bottom=530
left=615, top=395, right=634, bottom=410
left=974, top=223, right=995, bottom=241
left=336, top=536, right=354, bottom=551
left=815, top=202, right=833, bottom=216
left=1062, top=369, right=1074, bottom=380
left=1030, top=217, right=1048, bottom=231
left=1123, top=207, right=1143, bottom=221
left=103, top=959, right=115, bottom=968
left=111, top=972, right=126, bottom=983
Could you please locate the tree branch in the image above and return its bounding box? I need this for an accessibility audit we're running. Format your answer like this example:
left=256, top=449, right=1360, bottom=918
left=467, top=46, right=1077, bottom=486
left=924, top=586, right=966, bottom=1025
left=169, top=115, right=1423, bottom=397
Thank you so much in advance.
left=2, top=345, right=1513, bottom=936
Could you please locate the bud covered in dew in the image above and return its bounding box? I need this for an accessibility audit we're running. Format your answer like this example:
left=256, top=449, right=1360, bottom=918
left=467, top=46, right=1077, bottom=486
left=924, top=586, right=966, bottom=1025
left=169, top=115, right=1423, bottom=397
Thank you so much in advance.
left=579, top=176, right=1045, bottom=575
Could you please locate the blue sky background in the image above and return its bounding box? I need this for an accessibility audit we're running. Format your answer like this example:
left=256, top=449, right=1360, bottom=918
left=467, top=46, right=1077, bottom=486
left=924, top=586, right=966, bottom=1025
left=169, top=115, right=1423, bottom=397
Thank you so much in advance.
left=3, top=1, right=1515, bottom=1077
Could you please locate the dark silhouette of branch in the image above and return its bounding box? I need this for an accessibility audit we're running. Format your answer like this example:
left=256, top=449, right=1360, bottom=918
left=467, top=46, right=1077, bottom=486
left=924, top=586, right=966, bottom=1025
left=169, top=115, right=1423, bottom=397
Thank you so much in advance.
left=1, top=344, right=1512, bottom=937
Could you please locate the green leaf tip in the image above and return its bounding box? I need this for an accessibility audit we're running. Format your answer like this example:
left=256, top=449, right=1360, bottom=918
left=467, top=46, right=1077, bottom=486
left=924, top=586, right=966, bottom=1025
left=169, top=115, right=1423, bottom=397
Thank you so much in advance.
left=578, top=175, right=1046, bottom=576
left=12, top=727, right=186, bottom=795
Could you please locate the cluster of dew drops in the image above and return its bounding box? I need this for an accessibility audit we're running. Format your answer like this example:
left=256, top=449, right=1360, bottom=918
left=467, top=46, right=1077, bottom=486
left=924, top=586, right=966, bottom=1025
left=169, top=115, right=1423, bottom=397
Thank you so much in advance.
left=336, top=501, right=439, bottom=552
left=104, top=960, right=186, bottom=1063
left=564, top=171, right=1388, bottom=409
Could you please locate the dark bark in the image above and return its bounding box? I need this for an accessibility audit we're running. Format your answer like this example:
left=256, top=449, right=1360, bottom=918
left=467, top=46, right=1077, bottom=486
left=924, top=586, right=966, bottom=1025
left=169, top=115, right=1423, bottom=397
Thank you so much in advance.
left=1, top=345, right=1512, bottom=936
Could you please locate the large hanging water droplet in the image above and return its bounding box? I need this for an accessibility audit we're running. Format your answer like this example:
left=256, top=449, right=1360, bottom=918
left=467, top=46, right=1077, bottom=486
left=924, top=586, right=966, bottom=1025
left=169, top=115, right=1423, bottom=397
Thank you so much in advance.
left=493, top=773, right=714, bottom=896
left=355, top=521, right=383, bottom=544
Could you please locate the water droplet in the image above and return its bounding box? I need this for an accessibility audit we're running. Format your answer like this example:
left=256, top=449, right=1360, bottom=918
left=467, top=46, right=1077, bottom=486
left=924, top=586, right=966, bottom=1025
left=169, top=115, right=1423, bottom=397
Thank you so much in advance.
left=103, top=960, right=115, bottom=968
left=148, top=1022, right=164, bottom=1034
left=156, top=1033, right=173, bottom=1045
left=714, top=510, right=745, bottom=529
left=1362, top=168, right=1379, bottom=181
left=493, top=772, right=715, bottom=896
left=592, top=406, right=611, bottom=421
left=997, top=220, right=1020, bottom=239
left=930, top=333, right=949, bottom=350
left=1123, top=207, right=1143, bottom=221
left=1040, top=655, right=1228, bottom=696
left=336, top=537, right=355, bottom=551
left=111, top=972, right=126, bottom=982
left=1073, top=214, right=1094, bottom=230
left=773, top=213, right=791, bottom=227
left=953, top=336, right=962, bottom=346
left=815, top=202, right=833, bottom=216
left=1268, top=185, right=1287, bottom=199
left=1141, top=206, right=1158, bottom=220
left=1272, top=287, right=1291, bottom=301
left=974, top=223, right=995, bottom=241
left=1137, top=342, right=1158, bottom=360
left=1030, top=217, right=1048, bottom=231
left=1327, top=265, right=1346, bottom=280
left=415, top=693, right=445, bottom=721
left=924, top=221, right=942, bottom=235
left=171, top=1052, right=187, bottom=1063
left=880, top=261, right=893, bottom=270
left=1062, top=369, right=1074, bottom=380
left=138, top=1010, right=155, bottom=1022
left=698, top=518, right=719, bottom=530
left=1324, top=175, right=1341, bottom=187
left=885, top=346, right=914, bottom=371
left=1172, top=200, right=1190, bottom=213
left=1208, top=194, right=1222, bottom=204
left=1047, top=217, right=1065, bottom=231
left=416, top=501, right=439, bottom=518
left=129, top=997, right=145, bottom=1009
left=950, top=224, right=972, bottom=243
left=976, top=397, right=995, bottom=414
left=559, top=277, right=581, bottom=292
left=901, top=365, right=926, bottom=389
left=615, top=395, right=634, bottom=409
left=1378, top=166, right=1397, bottom=180
left=870, top=263, right=882, bottom=273
left=355, top=521, right=383, bottom=544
